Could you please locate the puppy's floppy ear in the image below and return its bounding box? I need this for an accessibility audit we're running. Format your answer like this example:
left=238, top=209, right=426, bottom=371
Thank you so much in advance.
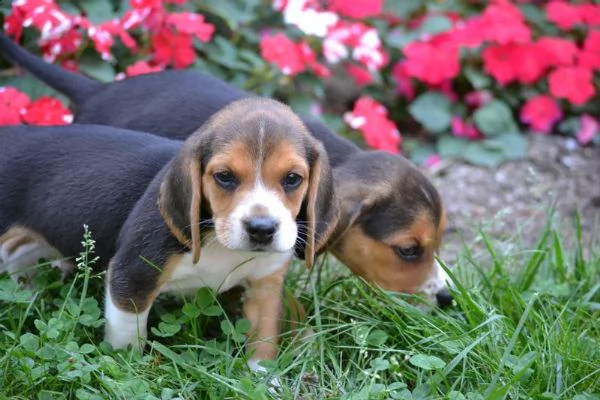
left=296, top=139, right=338, bottom=268
left=158, top=146, right=204, bottom=264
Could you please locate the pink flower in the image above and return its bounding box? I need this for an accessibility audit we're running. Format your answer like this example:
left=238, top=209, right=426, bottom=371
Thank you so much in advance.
left=329, top=0, right=383, bottom=19
left=151, top=28, right=196, bottom=69
left=323, top=21, right=388, bottom=72
left=125, top=61, right=164, bottom=77
left=464, top=90, right=492, bottom=108
left=580, top=4, right=600, bottom=26
left=0, top=87, right=30, bottom=125
left=480, top=1, right=531, bottom=44
left=391, top=62, right=415, bottom=101
left=298, top=42, right=331, bottom=78
left=520, top=95, right=562, bottom=134
left=344, top=96, right=401, bottom=154
left=546, top=1, right=583, bottom=30
left=578, top=30, right=600, bottom=71
left=549, top=66, right=595, bottom=106
left=345, top=64, right=374, bottom=86
left=166, top=12, right=215, bottom=42
left=422, top=153, right=441, bottom=168
left=451, top=116, right=482, bottom=140
left=402, top=41, right=460, bottom=85
left=576, top=114, right=599, bottom=145
left=260, top=33, right=305, bottom=75
left=537, top=37, right=578, bottom=67
left=21, top=96, right=73, bottom=125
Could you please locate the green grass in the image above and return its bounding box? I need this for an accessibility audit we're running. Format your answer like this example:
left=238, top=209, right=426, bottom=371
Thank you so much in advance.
left=0, top=219, right=599, bottom=400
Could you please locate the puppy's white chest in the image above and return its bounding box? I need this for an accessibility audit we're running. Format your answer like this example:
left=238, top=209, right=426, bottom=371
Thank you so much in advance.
left=160, top=240, right=292, bottom=295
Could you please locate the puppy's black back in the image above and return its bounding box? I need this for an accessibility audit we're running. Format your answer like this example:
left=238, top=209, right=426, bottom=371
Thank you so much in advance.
left=0, top=125, right=180, bottom=264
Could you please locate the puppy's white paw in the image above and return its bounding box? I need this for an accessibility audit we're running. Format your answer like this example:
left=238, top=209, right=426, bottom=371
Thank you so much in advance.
left=247, top=359, right=282, bottom=393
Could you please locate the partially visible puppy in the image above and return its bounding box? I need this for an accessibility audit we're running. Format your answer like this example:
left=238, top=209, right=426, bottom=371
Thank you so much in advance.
left=0, top=32, right=451, bottom=306
left=0, top=98, right=337, bottom=370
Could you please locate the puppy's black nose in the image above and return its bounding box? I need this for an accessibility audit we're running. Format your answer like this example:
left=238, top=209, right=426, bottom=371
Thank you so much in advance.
left=435, top=288, right=453, bottom=308
left=244, top=216, right=278, bottom=244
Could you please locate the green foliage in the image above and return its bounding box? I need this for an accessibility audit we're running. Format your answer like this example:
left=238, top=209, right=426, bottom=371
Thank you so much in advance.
left=0, top=217, right=598, bottom=398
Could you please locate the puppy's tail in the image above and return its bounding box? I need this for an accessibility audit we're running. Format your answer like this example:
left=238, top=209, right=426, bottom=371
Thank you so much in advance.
left=0, top=31, right=101, bottom=104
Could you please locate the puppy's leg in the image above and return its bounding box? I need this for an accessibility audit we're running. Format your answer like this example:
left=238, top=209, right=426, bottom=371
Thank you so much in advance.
left=243, top=262, right=289, bottom=378
left=0, top=226, right=73, bottom=285
left=104, top=259, right=165, bottom=351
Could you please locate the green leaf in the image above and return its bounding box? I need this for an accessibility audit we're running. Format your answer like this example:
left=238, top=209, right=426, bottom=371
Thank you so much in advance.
left=79, top=344, right=96, bottom=354
left=437, top=135, right=469, bottom=158
left=408, top=91, right=453, bottom=133
left=384, top=0, right=422, bottom=18
left=371, top=357, right=390, bottom=372
left=20, top=333, right=39, bottom=352
left=485, top=132, right=528, bottom=160
left=366, top=329, right=389, bottom=346
left=463, top=142, right=505, bottom=167
left=78, top=54, right=116, bottom=83
left=417, top=15, right=453, bottom=36
left=473, top=99, right=518, bottom=136
left=409, top=354, right=446, bottom=370
left=79, top=0, right=115, bottom=25
left=202, top=304, right=224, bottom=317
left=463, top=67, right=491, bottom=90
left=150, top=322, right=181, bottom=337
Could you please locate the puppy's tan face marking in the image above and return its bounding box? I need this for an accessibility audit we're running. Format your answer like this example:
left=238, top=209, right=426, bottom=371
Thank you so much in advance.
left=202, top=130, right=310, bottom=252
left=331, top=209, right=442, bottom=293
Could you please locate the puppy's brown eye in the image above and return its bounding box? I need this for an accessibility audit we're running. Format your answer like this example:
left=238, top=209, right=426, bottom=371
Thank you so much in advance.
left=282, top=173, right=303, bottom=192
left=393, top=245, right=423, bottom=262
left=214, top=171, right=238, bottom=190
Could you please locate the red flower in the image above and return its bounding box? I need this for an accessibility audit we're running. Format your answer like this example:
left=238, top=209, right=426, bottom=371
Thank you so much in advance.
left=151, top=28, right=195, bottom=69
left=548, top=66, right=595, bottom=106
left=580, top=4, right=600, bottom=26
left=126, top=61, right=164, bottom=77
left=346, top=64, right=374, bottom=86
left=130, top=0, right=162, bottom=9
left=402, top=41, right=460, bottom=85
left=391, top=62, right=415, bottom=101
left=0, top=87, right=30, bottom=126
left=480, top=2, right=531, bottom=44
left=482, top=44, right=517, bottom=85
left=298, top=42, right=330, bottom=78
left=344, top=96, right=401, bottom=154
left=451, top=116, right=483, bottom=140
left=4, top=13, right=24, bottom=41
left=546, top=1, right=582, bottom=30
left=512, top=43, right=549, bottom=84
left=520, top=95, right=562, bottom=134
left=40, top=29, right=83, bottom=61
left=329, top=0, right=383, bottom=19
left=576, top=114, right=599, bottom=145
left=260, top=33, right=305, bottom=76
left=536, top=37, right=578, bottom=67
left=578, top=30, right=600, bottom=70
left=21, top=96, right=73, bottom=126
left=166, top=13, right=215, bottom=42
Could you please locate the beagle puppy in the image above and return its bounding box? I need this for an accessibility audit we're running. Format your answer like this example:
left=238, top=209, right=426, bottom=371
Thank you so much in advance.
left=0, top=32, right=452, bottom=306
left=0, top=98, right=337, bottom=368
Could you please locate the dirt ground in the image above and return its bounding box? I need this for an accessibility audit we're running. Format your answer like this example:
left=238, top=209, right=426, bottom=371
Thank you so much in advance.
left=423, top=135, right=600, bottom=262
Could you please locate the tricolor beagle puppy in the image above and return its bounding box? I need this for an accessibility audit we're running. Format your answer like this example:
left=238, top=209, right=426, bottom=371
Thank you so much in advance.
left=0, top=98, right=337, bottom=368
left=0, top=32, right=452, bottom=306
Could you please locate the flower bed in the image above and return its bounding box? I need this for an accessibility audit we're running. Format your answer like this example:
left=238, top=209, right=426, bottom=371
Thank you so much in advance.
left=0, top=0, right=598, bottom=166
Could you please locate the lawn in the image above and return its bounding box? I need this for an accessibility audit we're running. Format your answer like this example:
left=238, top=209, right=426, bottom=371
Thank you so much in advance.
left=0, top=218, right=598, bottom=399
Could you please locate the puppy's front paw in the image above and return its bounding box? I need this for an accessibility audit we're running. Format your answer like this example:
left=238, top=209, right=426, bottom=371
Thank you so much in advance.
left=247, top=359, right=282, bottom=393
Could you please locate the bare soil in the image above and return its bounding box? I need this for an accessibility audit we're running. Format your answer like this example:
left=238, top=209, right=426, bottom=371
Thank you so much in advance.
left=424, top=135, right=600, bottom=262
